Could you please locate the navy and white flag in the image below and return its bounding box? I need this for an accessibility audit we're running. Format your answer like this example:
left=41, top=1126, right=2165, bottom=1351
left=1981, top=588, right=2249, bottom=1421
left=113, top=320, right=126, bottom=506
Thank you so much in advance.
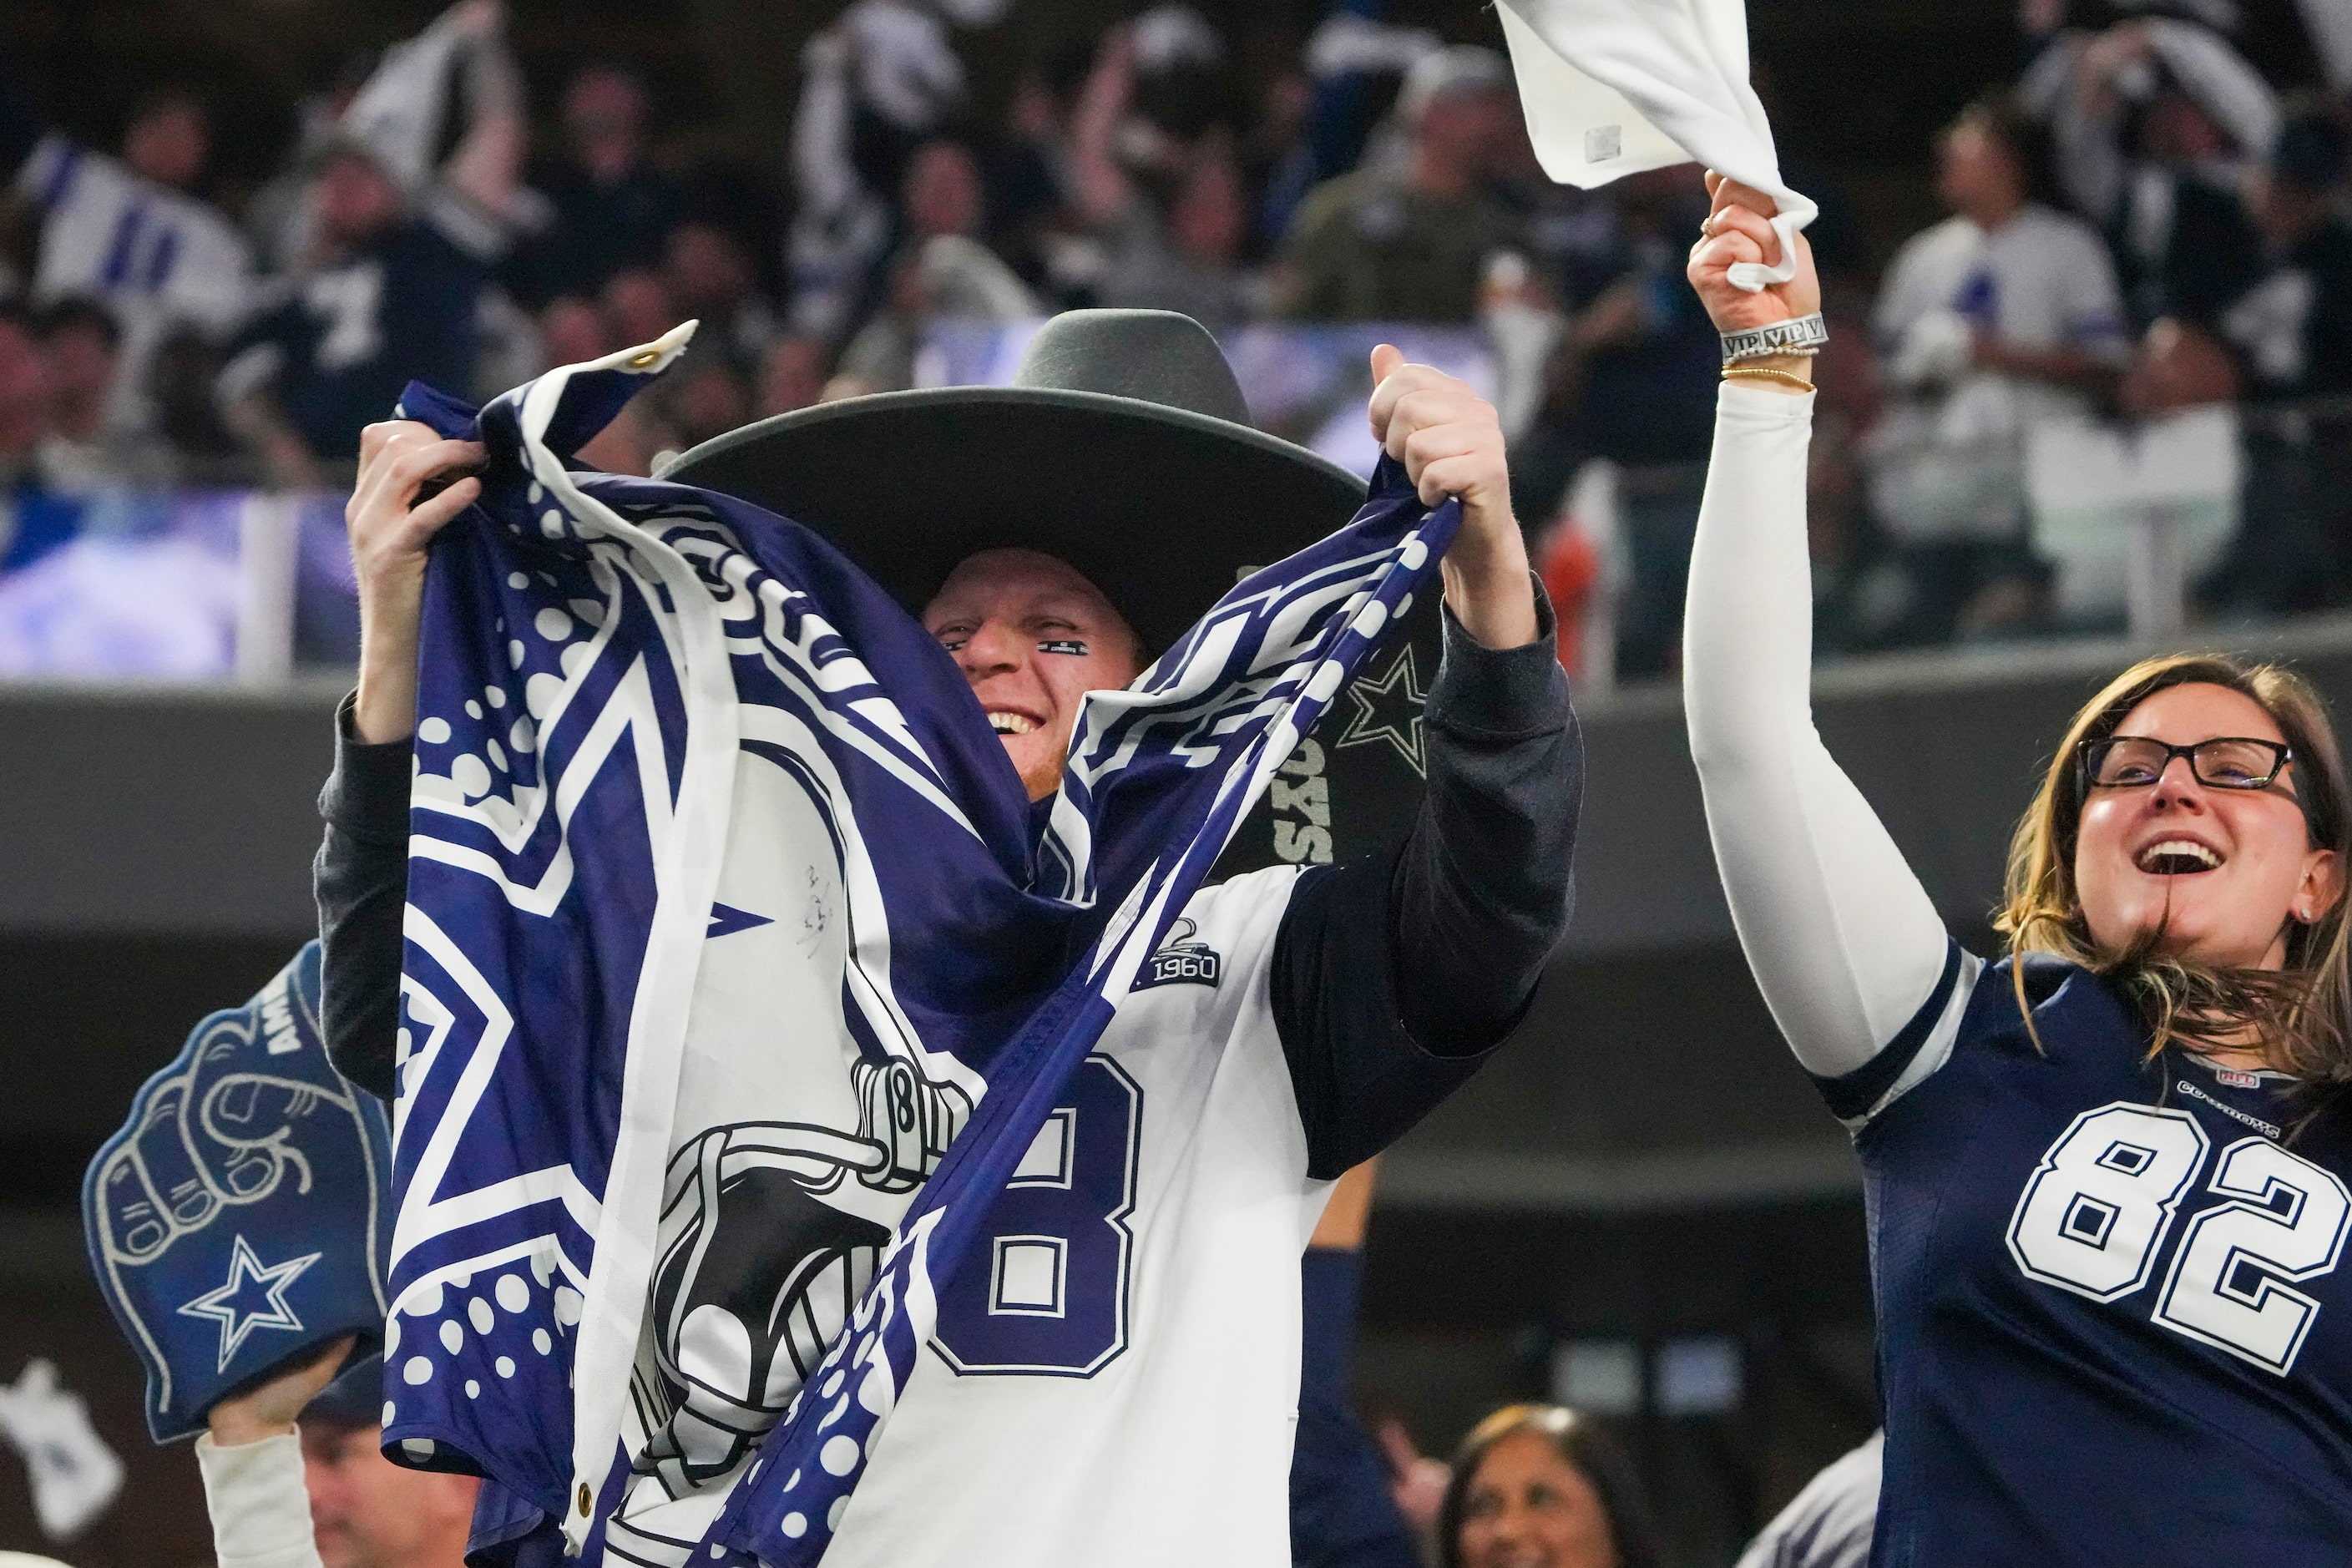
left=382, top=323, right=1453, bottom=1563
left=82, top=941, right=393, bottom=1443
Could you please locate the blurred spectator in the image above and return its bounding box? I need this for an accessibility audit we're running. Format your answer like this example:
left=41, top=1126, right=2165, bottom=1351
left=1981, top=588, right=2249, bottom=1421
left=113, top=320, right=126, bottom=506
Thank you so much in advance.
left=654, top=354, right=751, bottom=451
left=2221, top=100, right=2352, bottom=402
left=539, top=295, right=613, bottom=369
left=1248, top=62, right=1322, bottom=256
left=33, top=297, right=174, bottom=490
left=148, top=326, right=245, bottom=479
left=756, top=332, right=830, bottom=417
left=832, top=139, right=1037, bottom=395
left=1275, top=7, right=1440, bottom=245
left=1439, top=1404, right=1662, bottom=1568
left=786, top=0, right=984, bottom=341
left=1273, top=46, right=1525, bottom=323
left=0, top=79, right=253, bottom=438
left=987, top=51, right=1089, bottom=292
left=506, top=64, right=680, bottom=308
left=2208, top=100, right=2352, bottom=614
left=1126, top=5, right=1237, bottom=144
left=0, top=305, right=47, bottom=491
left=1518, top=166, right=1719, bottom=676
left=665, top=220, right=779, bottom=369
left=2117, top=314, right=2241, bottom=416
left=1369, top=1406, right=1452, bottom=1550
left=219, top=0, right=527, bottom=482
left=2046, top=18, right=2271, bottom=328
left=1865, top=94, right=2127, bottom=643
left=243, top=54, right=382, bottom=275
left=604, top=266, right=680, bottom=352
left=1732, top=1430, right=1882, bottom=1568
left=1070, top=30, right=1257, bottom=327
left=0, top=304, right=78, bottom=577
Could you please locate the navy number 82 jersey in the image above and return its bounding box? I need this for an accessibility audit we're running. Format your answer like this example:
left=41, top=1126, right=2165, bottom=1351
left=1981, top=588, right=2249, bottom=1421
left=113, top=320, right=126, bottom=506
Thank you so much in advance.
left=1827, top=948, right=2352, bottom=1565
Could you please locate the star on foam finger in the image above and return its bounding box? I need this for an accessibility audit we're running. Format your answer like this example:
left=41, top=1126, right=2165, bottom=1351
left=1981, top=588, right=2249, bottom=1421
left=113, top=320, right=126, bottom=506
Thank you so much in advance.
left=176, top=1235, right=323, bottom=1372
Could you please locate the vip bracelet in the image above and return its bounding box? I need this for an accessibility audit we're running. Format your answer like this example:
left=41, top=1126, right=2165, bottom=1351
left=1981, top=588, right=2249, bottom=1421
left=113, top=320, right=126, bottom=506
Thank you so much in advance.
left=1720, top=311, right=1828, bottom=365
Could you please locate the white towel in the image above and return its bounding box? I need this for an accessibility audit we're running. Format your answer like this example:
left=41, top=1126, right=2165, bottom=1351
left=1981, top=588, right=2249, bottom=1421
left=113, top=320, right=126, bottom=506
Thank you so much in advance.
left=1495, top=0, right=1812, bottom=291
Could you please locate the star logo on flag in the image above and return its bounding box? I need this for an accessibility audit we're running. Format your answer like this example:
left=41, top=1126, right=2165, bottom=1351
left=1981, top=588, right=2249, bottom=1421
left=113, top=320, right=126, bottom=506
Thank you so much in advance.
left=1335, top=646, right=1426, bottom=776
left=176, top=1236, right=321, bottom=1372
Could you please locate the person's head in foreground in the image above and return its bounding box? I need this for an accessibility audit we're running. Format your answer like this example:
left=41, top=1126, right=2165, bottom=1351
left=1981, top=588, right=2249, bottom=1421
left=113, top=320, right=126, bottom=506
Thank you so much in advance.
left=658, top=306, right=1463, bottom=803
left=920, top=547, right=1146, bottom=799
left=1439, top=1404, right=1662, bottom=1568
left=298, top=1386, right=478, bottom=1568
left=2000, top=654, right=2352, bottom=1074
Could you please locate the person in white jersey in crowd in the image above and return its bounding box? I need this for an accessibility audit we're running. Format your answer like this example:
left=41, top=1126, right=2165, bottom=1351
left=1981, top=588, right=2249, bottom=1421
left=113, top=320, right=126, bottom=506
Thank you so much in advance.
left=311, top=306, right=1580, bottom=1566
left=1866, top=94, right=2128, bottom=641
left=0, top=78, right=252, bottom=439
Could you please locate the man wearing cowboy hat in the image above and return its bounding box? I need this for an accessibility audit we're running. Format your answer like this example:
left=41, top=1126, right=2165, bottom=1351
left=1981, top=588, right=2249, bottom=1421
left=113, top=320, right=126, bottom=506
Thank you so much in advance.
left=314, top=308, right=1576, bottom=1565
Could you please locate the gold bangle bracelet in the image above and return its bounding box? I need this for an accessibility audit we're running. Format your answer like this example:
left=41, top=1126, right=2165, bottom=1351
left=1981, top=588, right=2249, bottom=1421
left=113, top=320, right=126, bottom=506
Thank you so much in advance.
left=1721, top=365, right=1817, bottom=392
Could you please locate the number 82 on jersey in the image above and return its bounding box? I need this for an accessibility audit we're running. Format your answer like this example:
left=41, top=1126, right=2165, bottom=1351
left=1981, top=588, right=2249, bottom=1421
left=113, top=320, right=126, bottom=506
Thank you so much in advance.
left=2006, top=1102, right=2352, bottom=1375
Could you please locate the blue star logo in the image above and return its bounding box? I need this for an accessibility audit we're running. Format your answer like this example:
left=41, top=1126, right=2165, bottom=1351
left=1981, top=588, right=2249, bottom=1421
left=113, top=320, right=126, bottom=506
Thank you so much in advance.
left=1335, top=646, right=1427, bottom=776
left=176, top=1235, right=322, bottom=1372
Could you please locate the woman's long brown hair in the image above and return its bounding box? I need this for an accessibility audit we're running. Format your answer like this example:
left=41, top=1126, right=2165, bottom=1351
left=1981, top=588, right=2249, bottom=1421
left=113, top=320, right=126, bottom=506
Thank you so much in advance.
left=1995, top=654, right=2352, bottom=1090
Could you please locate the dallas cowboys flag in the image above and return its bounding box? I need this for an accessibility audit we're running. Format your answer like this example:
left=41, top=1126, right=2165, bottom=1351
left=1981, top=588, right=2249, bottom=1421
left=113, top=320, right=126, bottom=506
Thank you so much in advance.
left=381, top=323, right=1454, bottom=1564
left=83, top=940, right=393, bottom=1442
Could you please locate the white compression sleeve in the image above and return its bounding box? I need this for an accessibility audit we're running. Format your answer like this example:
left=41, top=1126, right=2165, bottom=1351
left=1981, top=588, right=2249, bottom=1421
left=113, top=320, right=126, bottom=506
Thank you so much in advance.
left=1684, top=384, right=1960, bottom=1080
left=195, top=1433, right=325, bottom=1568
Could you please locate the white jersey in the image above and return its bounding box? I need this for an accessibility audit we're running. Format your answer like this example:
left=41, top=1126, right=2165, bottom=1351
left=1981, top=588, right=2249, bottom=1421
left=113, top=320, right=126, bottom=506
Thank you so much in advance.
left=1866, top=206, right=2127, bottom=542
left=14, top=134, right=254, bottom=428
left=1874, top=205, right=2127, bottom=371
left=609, top=863, right=1330, bottom=1568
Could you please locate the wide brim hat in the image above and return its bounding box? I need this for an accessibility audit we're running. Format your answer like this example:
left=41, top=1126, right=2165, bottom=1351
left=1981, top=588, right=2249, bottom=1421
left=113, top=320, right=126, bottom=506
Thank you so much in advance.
left=656, top=309, right=1368, bottom=655
left=660, top=307, right=1442, bottom=878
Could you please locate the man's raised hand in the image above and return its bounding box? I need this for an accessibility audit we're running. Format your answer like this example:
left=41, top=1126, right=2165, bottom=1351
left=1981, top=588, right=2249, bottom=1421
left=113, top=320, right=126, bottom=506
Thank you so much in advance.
left=347, top=420, right=485, bottom=744
left=1366, top=346, right=1537, bottom=650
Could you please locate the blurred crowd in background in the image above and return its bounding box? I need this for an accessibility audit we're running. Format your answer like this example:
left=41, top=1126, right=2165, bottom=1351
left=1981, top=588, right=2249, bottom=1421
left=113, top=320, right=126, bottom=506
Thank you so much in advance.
left=0, top=0, right=2349, bottom=676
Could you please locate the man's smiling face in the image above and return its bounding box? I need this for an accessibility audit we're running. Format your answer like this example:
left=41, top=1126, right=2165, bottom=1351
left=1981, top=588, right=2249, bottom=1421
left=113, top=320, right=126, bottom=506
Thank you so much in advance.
left=923, top=549, right=1145, bottom=802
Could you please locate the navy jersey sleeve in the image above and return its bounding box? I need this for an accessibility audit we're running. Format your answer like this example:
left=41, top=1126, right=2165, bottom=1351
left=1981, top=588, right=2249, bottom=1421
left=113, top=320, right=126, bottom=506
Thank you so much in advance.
left=315, top=695, right=413, bottom=1101
left=1272, top=586, right=1581, bottom=1179
left=1291, top=1247, right=1424, bottom=1568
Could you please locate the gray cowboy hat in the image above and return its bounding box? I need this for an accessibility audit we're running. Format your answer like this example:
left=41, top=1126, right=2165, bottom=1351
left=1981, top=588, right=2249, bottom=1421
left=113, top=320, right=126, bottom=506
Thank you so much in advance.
left=655, top=309, right=1368, bottom=654
left=662, top=307, right=1442, bottom=877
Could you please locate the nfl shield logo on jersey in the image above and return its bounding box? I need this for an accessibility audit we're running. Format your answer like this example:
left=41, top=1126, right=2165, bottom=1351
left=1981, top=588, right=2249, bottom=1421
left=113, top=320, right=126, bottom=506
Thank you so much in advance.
left=1136, top=918, right=1222, bottom=990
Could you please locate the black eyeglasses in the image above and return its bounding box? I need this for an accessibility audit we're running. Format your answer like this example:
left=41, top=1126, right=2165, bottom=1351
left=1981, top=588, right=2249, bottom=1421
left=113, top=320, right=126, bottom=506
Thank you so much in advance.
left=2078, top=736, right=2295, bottom=793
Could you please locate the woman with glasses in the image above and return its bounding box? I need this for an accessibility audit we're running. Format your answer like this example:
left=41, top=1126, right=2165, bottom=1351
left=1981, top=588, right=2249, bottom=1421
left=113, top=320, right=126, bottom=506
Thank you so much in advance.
left=1685, top=174, right=2352, bottom=1561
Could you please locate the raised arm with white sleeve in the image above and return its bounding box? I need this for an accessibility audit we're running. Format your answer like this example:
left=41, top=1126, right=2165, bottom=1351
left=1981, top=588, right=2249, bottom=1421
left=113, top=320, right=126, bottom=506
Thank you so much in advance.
left=1684, top=383, right=1966, bottom=1082
left=191, top=1339, right=350, bottom=1568
left=1682, top=179, right=1978, bottom=1108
